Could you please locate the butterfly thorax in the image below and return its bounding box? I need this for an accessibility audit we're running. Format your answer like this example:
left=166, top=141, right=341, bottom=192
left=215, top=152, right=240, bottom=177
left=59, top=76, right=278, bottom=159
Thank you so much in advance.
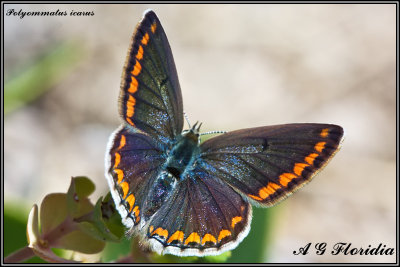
left=164, top=128, right=200, bottom=181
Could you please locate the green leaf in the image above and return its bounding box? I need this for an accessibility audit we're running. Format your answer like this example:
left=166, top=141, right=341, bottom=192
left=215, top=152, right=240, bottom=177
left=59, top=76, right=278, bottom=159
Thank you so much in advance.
left=76, top=198, right=121, bottom=242
left=40, top=190, right=93, bottom=236
left=35, top=176, right=104, bottom=258
left=67, top=178, right=79, bottom=216
left=66, top=177, right=95, bottom=218
left=40, top=194, right=68, bottom=235
left=75, top=198, right=95, bottom=219
left=100, top=193, right=125, bottom=239
left=54, top=230, right=105, bottom=254
left=73, top=176, right=95, bottom=199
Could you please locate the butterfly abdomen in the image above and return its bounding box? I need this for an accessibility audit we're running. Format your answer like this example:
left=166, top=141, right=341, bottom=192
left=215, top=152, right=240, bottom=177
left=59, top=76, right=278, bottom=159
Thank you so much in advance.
left=144, top=171, right=177, bottom=219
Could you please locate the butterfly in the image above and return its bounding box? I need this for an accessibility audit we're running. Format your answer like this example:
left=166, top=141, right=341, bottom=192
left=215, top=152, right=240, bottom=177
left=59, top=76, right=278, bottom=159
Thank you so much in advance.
left=105, top=9, right=344, bottom=257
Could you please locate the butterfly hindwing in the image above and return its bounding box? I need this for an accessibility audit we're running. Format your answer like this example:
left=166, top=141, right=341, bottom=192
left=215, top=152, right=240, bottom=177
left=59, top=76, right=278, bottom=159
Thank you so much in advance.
left=120, top=10, right=184, bottom=143
left=106, top=125, right=166, bottom=228
left=144, top=167, right=251, bottom=256
left=199, top=124, right=343, bottom=207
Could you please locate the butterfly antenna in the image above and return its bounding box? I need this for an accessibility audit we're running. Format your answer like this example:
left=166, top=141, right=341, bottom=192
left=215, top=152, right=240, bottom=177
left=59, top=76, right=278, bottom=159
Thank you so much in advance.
left=200, top=130, right=227, bottom=136
left=184, top=112, right=191, bottom=129
left=199, top=129, right=226, bottom=143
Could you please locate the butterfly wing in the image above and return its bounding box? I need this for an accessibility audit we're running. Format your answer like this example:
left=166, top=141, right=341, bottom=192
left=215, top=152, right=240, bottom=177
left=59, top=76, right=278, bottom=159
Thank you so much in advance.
left=107, top=10, right=184, bottom=229
left=199, top=124, right=344, bottom=206
left=120, top=10, right=183, bottom=143
left=144, top=167, right=251, bottom=256
left=105, top=126, right=167, bottom=228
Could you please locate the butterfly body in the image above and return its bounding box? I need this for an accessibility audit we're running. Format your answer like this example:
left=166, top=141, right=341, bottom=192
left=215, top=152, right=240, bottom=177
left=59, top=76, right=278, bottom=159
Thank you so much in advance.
left=164, top=126, right=201, bottom=181
left=144, top=126, right=201, bottom=219
left=105, top=10, right=344, bottom=257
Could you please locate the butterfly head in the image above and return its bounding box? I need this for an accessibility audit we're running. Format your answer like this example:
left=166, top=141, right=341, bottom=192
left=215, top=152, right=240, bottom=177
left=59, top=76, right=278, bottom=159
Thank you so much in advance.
left=182, top=121, right=202, bottom=144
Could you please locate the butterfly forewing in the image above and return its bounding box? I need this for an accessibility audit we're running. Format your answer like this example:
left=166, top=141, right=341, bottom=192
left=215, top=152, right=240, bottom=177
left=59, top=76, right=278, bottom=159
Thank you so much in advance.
left=200, top=124, right=343, bottom=206
left=120, top=10, right=183, bottom=143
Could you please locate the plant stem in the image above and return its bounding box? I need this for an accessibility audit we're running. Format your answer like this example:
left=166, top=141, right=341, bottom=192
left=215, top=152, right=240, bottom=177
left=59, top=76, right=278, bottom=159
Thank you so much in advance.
left=43, top=215, right=77, bottom=247
left=5, top=216, right=78, bottom=263
left=4, top=246, right=35, bottom=263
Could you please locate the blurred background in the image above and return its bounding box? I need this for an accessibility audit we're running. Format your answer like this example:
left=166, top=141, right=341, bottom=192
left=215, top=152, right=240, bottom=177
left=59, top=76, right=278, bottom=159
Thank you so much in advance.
left=4, top=3, right=396, bottom=263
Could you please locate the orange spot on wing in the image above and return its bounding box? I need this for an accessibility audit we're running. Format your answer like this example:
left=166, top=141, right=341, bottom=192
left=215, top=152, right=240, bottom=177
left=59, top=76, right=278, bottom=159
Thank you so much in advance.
left=126, top=95, right=136, bottom=118
left=294, top=163, right=310, bottom=176
left=114, top=169, right=124, bottom=184
left=131, top=60, right=142, bottom=76
left=126, top=117, right=135, bottom=126
left=258, top=187, right=270, bottom=199
left=259, top=183, right=281, bottom=199
left=118, top=135, right=126, bottom=150
left=136, top=45, right=143, bottom=60
left=128, top=76, right=138, bottom=93
left=201, top=233, right=217, bottom=245
left=133, top=206, right=140, bottom=223
left=320, top=128, right=330, bottom=138
left=141, top=33, right=149, bottom=45
left=248, top=194, right=263, bottom=201
left=151, top=22, right=157, bottom=33
left=153, top=227, right=168, bottom=239
left=167, top=231, right=184, bottom=244
left=113, top=153, right=121, bottom=168
left=149, top=225, right=154, bottom=234
left=184, top=232, right=201, bottom=245
left=133, top=206, right=139, bottom=217
left=119, top=182, right=129, bottom=199
left=231, top=216, right=242, bottom=229
left=270, top=182, right=281, bottom=190
left=126, top=194, right=135, bottom=212
left=279, top=172, right=297, bottom=187
left=305, top=153, right=319, bottom=165
left=314, top=142, right=326, bottom=153
left=218, top=229, right=231, bottom=242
